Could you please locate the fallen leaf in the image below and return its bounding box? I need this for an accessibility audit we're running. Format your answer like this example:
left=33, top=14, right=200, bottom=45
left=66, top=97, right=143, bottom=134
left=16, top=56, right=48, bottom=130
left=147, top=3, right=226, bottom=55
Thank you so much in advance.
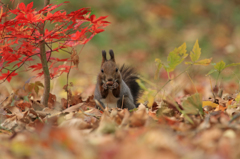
left=215, top=105, right=227, bottom=112
left=202, top=101, right=219, bottom=108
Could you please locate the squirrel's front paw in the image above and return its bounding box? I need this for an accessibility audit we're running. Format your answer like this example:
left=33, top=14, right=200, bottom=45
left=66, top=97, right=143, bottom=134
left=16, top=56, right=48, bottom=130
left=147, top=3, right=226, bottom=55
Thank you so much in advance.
left=102, top=83, right=108, bottom=90
left=113, top=82, right=119, bottom=89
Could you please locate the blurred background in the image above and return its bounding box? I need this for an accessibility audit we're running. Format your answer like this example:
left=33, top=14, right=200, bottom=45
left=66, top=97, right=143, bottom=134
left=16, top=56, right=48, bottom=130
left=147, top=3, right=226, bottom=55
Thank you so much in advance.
left=1, top=0, right=240, bottom=100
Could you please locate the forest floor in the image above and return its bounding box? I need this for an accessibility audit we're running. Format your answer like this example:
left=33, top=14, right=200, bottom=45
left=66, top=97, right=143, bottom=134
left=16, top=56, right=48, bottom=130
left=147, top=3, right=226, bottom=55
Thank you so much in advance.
left=1, top=80, right=240, bottom=159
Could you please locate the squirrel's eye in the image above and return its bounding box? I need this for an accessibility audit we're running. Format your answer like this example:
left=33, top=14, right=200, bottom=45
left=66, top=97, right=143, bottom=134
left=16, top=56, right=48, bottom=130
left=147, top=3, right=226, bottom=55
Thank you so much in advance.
left=116, top=68, right=118, bottom=72
left=101, top=69, right=104, bottom=73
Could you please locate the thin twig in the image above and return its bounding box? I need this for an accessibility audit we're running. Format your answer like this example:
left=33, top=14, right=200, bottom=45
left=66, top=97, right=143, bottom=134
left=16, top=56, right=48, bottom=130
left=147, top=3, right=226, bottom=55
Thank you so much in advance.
left=66, top=59, right=72, bottom=108
left=186, top=72, right=198, bottom=93
left=208, top=76, right=216, bottom=100
left=155, top=65, right=192, bottom=97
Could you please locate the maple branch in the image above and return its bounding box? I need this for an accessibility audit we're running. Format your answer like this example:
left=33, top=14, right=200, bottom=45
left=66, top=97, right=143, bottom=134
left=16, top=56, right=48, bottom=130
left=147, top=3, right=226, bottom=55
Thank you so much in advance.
left=0, top=1, right=13, bottom=10
left=30, top=23, right=41, bottom=37
left=48, top=39, right=84, bottom=43
left=2, top=68, right=13, bottom=71
left=60, top=49, right=71, bottom=54
left=43, top=22, right=68, bottom=39
left=44, top=0, right=51, bottom=8
left=1, top=50, right=54, bottom=75
left=38, top=0, right=51, bottom=107
left=45, top=43, right=53, bottom=62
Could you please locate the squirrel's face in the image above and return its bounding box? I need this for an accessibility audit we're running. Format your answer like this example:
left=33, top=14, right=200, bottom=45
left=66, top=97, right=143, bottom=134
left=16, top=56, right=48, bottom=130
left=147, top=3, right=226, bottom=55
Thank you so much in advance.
left=100, top=60, right=121, bottom=84
left=99, top=50, right=121, bottom=85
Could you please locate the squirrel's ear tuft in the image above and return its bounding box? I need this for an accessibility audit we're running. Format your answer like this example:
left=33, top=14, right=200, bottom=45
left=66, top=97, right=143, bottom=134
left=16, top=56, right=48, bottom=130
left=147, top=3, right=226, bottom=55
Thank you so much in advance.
left=101, top=50, right=107, bottom=65
left=109, top=49, right=115, bottom=62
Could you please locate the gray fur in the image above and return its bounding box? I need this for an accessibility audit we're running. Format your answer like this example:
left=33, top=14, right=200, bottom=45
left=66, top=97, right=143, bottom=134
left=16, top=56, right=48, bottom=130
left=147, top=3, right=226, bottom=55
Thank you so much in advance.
left=94, top=79, right=135, bottom=109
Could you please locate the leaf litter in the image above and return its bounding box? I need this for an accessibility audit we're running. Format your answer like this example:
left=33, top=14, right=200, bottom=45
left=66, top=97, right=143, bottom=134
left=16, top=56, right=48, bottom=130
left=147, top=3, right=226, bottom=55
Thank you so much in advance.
left=1, top=84, right=240, bottom=159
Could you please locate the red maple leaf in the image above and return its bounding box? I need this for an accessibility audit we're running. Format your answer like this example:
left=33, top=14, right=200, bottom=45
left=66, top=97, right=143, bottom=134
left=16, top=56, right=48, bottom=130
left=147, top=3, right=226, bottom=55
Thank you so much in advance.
left=18, top=2, right=34, bottom=13
left=29, top=63, right=43, bottom=72
left=0, top=71, right=18, bottom=82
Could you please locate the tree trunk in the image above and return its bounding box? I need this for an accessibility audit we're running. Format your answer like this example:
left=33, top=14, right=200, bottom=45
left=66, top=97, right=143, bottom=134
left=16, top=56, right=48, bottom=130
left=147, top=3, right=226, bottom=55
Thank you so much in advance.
left=39, top=0, right=51, bottom=107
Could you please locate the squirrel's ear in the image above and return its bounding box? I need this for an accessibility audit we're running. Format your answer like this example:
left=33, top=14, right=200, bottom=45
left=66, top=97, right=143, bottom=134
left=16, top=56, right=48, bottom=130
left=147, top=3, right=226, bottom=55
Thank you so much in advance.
left=109, top=49, right=115, bottom=62
left=101, top=50, right=107, bottom=65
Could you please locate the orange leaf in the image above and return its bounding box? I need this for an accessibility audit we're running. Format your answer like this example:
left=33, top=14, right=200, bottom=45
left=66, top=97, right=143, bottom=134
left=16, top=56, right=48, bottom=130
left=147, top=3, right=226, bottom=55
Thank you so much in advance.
left=226, top=99, right=233, bottom=107
left=148, top=111, right=158, bottom=120
left=214, top=105, right=227, bottom=112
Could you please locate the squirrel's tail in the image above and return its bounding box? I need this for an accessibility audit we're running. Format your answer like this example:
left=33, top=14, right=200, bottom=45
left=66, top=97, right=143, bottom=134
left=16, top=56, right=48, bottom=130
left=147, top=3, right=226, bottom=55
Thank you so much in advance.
left=120, top=65, right=140, bottom=105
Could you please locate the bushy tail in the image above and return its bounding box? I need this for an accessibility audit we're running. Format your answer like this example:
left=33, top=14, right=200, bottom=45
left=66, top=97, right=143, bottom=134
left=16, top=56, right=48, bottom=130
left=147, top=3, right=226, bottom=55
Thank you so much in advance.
left=120, top=65, right=140, bottom=105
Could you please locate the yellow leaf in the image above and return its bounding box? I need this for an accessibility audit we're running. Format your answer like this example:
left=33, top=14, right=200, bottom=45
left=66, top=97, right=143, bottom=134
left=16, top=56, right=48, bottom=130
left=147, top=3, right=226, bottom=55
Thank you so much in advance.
left=147, top=95, right=155, bottom=108
left=202, top=101, right=218, bottom=108
left=177, top=42, right=187, bottom=57
left=190, top=39, right=201, bottom=62
left=214, top=60, right=226, bottom=72
left=235, top=93, right=240, bottom=103
left=194, top=58, right=212, bottom=66
left=167, top=42, right=188, bottom=72
left=137, top=88, right=156, bottom=108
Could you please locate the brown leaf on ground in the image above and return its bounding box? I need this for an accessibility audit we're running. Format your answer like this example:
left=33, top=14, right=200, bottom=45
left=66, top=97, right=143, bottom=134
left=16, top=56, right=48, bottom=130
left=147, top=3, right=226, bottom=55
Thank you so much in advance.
left=151, top=101, right=159, bottom=111
left=96, top=108, right=117, bottom=134
left=129, top=104, right=148, bottom=127
left=48, top=93, right=56, bottom=109
left=31, top=100, right=45, bottom=111
left=59, top=118, right=92, bottom=129
left=16, top=102, right=32, bottom=111
left=71, top=94, right=83, bottom=105
left=163, top=99, right=183, bottom=112
left=62, top=103, right=84, bottom=113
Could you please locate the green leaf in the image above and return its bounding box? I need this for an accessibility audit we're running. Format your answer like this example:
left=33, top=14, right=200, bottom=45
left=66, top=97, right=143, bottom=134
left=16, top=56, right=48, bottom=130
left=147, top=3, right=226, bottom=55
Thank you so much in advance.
left=129, top=108, right=138, bottom=112
left=167, top=42, right=188, bottom=72
left=154, top=58, right=162, bottom=79
left=11, top=98, right=15, bottom=106
left=35, top=81, right=44, bottom=87
left=182, top=93, right=203, bottom=115
left=190, top=39, right=201, bottom=62
left=34, top=85, right=39, bottom=95
left=214, top=60, right=226, bottom=72
left=225, top=63, right=240, bottom=68
left=193, top=58, right=212, bottom=66
left=23, top=96, right=29, bottom=102
left=206, top=69, right=217, bottom=76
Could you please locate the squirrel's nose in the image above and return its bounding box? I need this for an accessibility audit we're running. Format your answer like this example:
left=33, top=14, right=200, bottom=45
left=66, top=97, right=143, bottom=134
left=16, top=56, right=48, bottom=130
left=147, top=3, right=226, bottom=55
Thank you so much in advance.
left=107, top=78, right=113, bottom=82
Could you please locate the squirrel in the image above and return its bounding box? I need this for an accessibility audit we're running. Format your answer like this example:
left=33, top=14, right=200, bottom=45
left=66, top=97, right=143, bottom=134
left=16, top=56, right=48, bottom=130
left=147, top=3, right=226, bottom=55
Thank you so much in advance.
left=94, top=50, right=140, bottom=110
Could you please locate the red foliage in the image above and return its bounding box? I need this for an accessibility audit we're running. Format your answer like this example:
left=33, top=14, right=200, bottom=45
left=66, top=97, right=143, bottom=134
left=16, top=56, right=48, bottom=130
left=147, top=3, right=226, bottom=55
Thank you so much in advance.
left=0, top=2, right=109, bottom=83
left=0, top=70, right=17, bottom=82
